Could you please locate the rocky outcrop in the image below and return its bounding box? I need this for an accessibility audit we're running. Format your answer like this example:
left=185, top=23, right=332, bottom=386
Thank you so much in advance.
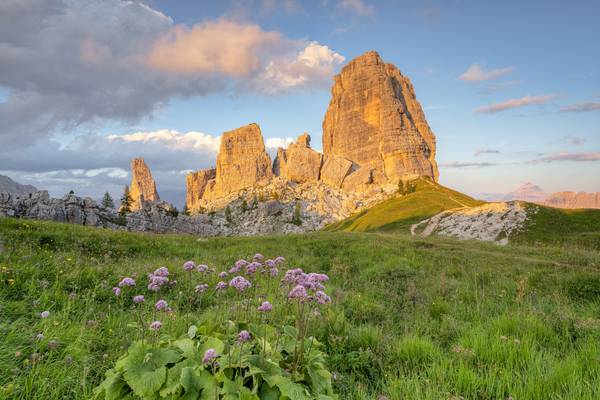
left=186, top=169, right=216, bottom=213
left=322, top=51, right=438, bottom=187
left=129, top=158, right=159, bottom=211
left=203, top=123, right=272, bottom=201
left=273, top=133, right=322, bottom=183
left=411, top=201, right=528, bottom=245
left=542, top=192, right=600, bottom=209
left=320, top=155, right=353, bottom=189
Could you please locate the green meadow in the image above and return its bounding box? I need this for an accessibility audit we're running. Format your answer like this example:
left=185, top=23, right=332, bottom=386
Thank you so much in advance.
left=1, top=216, right=600, bottom=399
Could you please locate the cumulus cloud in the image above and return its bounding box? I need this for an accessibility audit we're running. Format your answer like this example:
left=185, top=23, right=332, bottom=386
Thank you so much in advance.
left=475, top=95, right=558, bottom=114
left=0, top=1, right=343, bottom=149
left=337, top=0, right=375, bottom=16
left=256, top=42, right=345, bottom=94
left=459, top=63, right=515, bottom=82
left=474, top=149, right=500, bottom=157
left=531, top=152, right=600, bottom=163
left=558, top=102, right=600, bottom=113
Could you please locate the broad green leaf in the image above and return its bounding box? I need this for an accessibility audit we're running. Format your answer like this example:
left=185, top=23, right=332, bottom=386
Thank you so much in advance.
left=198, top=369, right=219, bottom=400
left=307, top=361, right=334, bottom=395
left=269, top=375, right=311, bottom=400
left=173, top=338, right=200, bottom=361
left=258, top=384, right=280, bottom=400
left=198, top=336, right=225, bottom=356
left=188, top=325, right=198, bottom=339
left=159, top=359, right=197, bottom=397
left=93, top=369, right=127, bottom=400
left=180, top=367, right=202, bottom=400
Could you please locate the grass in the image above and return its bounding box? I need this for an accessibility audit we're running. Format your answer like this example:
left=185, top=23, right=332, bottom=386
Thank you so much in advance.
left=324, top=178, right=483, bottom=233
left=1, top=217, right=600, bottom=399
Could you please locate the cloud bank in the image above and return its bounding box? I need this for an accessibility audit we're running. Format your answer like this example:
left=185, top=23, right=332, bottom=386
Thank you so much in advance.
left=559, top=102, right=600, bottom=113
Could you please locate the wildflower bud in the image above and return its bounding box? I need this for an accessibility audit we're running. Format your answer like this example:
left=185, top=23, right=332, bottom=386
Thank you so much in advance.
left=40, top=311, right=50, bottom=318
left=149, top=321, right=162, bottom=331
left=237, top=330, right=251, bottom=343
left=183, top=261, right=196, bottom=271
left=133, top=295, right=145, bottom=304
left=202, top=348, right=218, bottom=364
left=257, top=301, right=273, bottom=312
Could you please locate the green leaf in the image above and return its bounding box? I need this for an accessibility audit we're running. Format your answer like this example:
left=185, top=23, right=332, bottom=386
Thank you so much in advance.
left=198, top=336, right=225, bottom=356
left=93, top=369, right=127, bottom=400
left=188, top=325, right=198, bottom=339
left=180, top=367, right=202, bottom=400
left=198, top=370, right=219, bottom=400
left=159, top=359, right=197, bottom=397
left=173, top=338, right=200, bottom=362
left=119, top=342, right=180, bottom=398
left=269, top=375, right=311, bottom=400
left=258, top=384, right=280, bottom=400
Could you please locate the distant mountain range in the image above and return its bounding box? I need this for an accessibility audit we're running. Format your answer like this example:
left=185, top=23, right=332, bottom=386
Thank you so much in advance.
left=0, top=174, right=38, bottom=198
left=480, top=182, right=600, bottom=209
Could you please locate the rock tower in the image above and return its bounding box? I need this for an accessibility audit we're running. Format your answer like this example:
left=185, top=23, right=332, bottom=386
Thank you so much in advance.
left=129, top=158, right=159, bottom=211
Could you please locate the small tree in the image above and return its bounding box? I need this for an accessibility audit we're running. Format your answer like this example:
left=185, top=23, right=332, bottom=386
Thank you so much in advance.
left=292, top=202, right=302, bottom=226
left=68, top=190, right=75, bottom=195
left=166, top=205, right=179, bottom=218
left=251, top=196, right=258, bottom=209
left=240, top=199, right=248, bottom=213
left=182, top=204, right=190, bottom=216
left=101, top=192, right=114, bottom=209
left=398, top=180, right=405, bottom=195
left=119, top=185, right=133, bottom=216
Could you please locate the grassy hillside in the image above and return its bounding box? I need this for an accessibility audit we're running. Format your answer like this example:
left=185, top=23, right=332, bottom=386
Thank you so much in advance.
left=2, top=217, right=600, bottom=399
left=325, top=178, right=483, bottom=233
left=513, top=203, right=600, bottom=249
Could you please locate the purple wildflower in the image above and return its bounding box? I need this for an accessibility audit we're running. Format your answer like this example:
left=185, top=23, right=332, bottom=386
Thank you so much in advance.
left=133, top=295, right=145, bottom=304
left=288, top=285, right=308, bottom=301
left=275, top=256, right=285, bottom=264
left=149, top=321, right=162, bottom=331
left=229, top=276, right=252, bottom=292
left=216, top=281, right=228, bottom=291
left=270, top=268, right=279, bottom=277
left=195, top=283, right=209, bottom=293
left=112, top=287, right=121, bottom=296
left=155, top=299, right=169, bottom=311
left=235, top=259, right=249, bottom=269
left=238, top=330, right=251, bottom=343
left=315, top=290, right=332, bottom=305
left=118, top=277, right=136, bottom=287
left=253, top=253, right=265, bottom=262
left=257, top=301, right=272, bottom=312
left=40, top=311, right=50, bottom=318
left=282, top=268, right=304, bottom=285
left=202, top=348, right=218, bottom=364
left=183, top=261, right=196, bottom=271
left=265, top=259, right=276, bottom=268
left=218, top=271, right=228, bottom=278
left=196, top=264, right=209, bottom=273
left=153, top=267, right=170, bottom=277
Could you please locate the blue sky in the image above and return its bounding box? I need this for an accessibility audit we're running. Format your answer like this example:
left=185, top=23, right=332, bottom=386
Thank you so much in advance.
left=1, top=0, right=598, bottom=206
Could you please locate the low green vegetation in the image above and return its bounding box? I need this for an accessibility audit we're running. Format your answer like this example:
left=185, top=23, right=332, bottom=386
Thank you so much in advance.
left=1, top=217, right=600, bottom=399
left=325, top=178, right=483, bottom=233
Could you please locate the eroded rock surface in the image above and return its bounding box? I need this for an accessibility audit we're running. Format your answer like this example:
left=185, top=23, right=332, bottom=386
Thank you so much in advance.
left=274, top=133, right=322, bottom=183
left=186, top=169, right=216, bottom=213
left=542, top=192, right=600, bottom=209
left=129, top=158, right=159, bottom=211
left=204, top=123, right=272, bottom=201
left=322, top=50, right=438, bottom=185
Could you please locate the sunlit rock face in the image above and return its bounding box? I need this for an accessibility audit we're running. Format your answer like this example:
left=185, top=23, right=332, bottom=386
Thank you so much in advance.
left=273, top=133, right=322, bottom=183
left=186, top=168, right=216, bottom=213
left=203, top=123, right=273, bottom=201
left=129, top=158, right=160, bottom=211
left=322, top=50, right=438, bottom=184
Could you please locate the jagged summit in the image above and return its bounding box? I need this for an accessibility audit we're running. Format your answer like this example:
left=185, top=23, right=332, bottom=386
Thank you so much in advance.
left=129, top=158, right=159, bottom=211
left=322, top=50, right=438, bottom=183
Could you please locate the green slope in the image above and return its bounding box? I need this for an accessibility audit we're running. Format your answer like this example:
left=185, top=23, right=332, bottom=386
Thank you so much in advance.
left=513, top=203, right=600, bottom=249
left=325, top=177, right=484, bottom=233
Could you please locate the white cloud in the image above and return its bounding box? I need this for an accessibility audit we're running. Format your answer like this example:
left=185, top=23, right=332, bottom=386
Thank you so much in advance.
left=476, top=94, right=558, bottom=114
left=337, top=0, right=375, bottom=16
left=108, top=130, right=221, bottom=154
left=459, top=63, right=515, bottom=82
left=256, top=42, right=345, bottom=94
left=265, top=137, right=294, bottom=149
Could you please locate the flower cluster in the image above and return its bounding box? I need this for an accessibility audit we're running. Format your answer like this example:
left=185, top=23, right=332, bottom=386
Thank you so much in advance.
left=229, top=276, right=252, bottom=292
left=118, top=277, right=136, bottom=287
left=182, top=261, right=195, bottom=272
left=148, top=267, right=171, bottom=291
left=284, top=269, right=331, bottom=304
left=195, top=283, right=209, bottom=294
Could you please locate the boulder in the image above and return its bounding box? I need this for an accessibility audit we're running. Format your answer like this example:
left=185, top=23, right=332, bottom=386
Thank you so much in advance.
left=129, top=158, right=160, bottom=211
left=342, top=167, right=374, bottom=192
left=320, top=154, right=353, bottom=188
left=322, top=51, right=438, bottom=186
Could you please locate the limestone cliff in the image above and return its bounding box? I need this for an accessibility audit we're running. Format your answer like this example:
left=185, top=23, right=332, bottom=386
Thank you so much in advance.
left=542, top=192, right=600, bottom=209
left=129, top=158, right=159, bottom=211
left=186, top=168, right=216, bottom=212
left=322, top=51, right=438, bottom=185
left=203, top=123, right=272, bottom=201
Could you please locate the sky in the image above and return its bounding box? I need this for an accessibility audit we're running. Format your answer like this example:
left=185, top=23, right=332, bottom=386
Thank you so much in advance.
left=1, top=0, right=599, bottom=208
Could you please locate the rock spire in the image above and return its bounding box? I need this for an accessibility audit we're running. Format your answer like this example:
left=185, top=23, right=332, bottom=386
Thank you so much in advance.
left=129, top=158, right=159, bottom=211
